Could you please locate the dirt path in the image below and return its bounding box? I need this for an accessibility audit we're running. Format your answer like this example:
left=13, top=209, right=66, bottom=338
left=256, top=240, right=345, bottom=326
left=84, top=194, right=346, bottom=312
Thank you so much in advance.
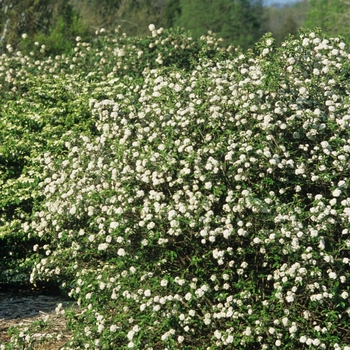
left=0, top=284, right=79, bottom=349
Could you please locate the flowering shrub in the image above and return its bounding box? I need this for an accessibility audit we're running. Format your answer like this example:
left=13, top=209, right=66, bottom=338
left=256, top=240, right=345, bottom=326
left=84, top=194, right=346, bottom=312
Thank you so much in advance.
left=1, top=26, right=350, bottom=349
left=0, top=26, right=230, bottom=283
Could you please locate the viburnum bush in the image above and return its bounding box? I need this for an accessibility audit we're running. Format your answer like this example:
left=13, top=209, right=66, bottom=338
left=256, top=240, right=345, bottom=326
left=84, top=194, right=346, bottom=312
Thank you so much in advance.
left=2, top=26, right=350, bottom=349
left=0, top=25, right=229, bottom=283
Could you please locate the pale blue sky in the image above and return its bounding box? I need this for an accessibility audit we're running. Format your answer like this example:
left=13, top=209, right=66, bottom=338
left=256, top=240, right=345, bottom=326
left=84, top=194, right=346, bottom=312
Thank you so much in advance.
left=264, top=0, right=300, bottom=6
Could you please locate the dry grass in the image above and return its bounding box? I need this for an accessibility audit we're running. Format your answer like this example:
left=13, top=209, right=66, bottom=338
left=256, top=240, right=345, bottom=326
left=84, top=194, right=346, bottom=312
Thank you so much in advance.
left=31, top=337, right=72, bottom=350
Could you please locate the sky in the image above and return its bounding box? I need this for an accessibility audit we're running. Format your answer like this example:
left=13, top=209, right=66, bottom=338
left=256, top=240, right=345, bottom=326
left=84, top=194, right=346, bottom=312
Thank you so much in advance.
left=263, top=0, right=300, bottom=6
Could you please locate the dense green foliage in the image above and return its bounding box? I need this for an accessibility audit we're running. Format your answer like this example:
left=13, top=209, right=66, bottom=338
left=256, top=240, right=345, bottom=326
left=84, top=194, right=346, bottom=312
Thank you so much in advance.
left=304, top=0, right=350, bottom=40
left=173, top=0, right=264, bottom=49
left=71, top=0, right=162, bottom=37
left=160, top=0, right=181, bottom=28
left=3, top=0, right=350, bottom=58
left=0, top=25, right=231, bottom=282
left=262, top=1, right=307, bottom=45
left=0, top=0, right=91, bottom=56
left=3, top=0, right=350, bottom=57
left=1, top=0, right=310, bottom=56
left=71, top=0, right=265, bottom=49
left=1, top=25, right=350, bottom=349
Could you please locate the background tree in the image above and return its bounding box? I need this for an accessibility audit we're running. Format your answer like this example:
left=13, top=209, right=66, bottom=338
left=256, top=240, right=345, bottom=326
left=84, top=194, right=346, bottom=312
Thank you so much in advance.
left=160, top=0, right=181, bottom=28
left=0, top=0, right=90, bottom=55
left=71, top=0, right=163, bottom=36
left=276, top=13, right=298, bottom=43
left=173, top=0, right=264, bottom=50
left=261, top=0, right=307, bottom=45
left=225, top=0, right=264, bottom=48
left=304, top=0, right=350, bottom=40
left=1, top=0, right=313, bottom=55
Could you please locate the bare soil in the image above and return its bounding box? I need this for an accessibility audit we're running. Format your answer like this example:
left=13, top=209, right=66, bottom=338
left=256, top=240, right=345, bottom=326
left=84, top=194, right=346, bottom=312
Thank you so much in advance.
left=0, top=283, right=79, bottom=349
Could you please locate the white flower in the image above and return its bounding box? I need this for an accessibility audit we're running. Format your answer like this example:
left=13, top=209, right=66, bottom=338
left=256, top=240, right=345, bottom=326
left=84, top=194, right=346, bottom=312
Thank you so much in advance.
left=117, top=248, right=126, bottom=256
left=168, top=209, right=177, bottom=220
left=161, top=332, right=169, bottom=341
left=332, top=189, right=341, bottom=197
left=204, top=182, right=212, bottom=190
left=328, top=271, right=337, bottom=279
left=132, top=325, right=140, bottom=332
left=321, top=141, right=330, bottom=149
left=98, top=243, right=108, bottom=251
left=195, top=288, right=204, bottom=297
left=299, top=87, right=307, bottom=95
left=302, top=38, right=309, bottom=46
left=341, top=291, right=348, bottom=299
left=185, top=292, right=192, bottom=301
left=127, top=330, right=135, bottom=340
left=226, top=335, right=234, bottom=343
left=243, top=327, right=252, bottom=336
left=289, top=324, right=297, bottom=333
left=178, top=335, right=184, bottom=343
left=110, top=221, right=119, bottom=229
left=286, top=294, right=294, bottom=303
left=148, top=24, right=155, bottom=31
left=214, top=330, right=222, bottom=339
left=69, top=206, right=76, bottom=215
left=117, top=236, right=124, bottom=243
